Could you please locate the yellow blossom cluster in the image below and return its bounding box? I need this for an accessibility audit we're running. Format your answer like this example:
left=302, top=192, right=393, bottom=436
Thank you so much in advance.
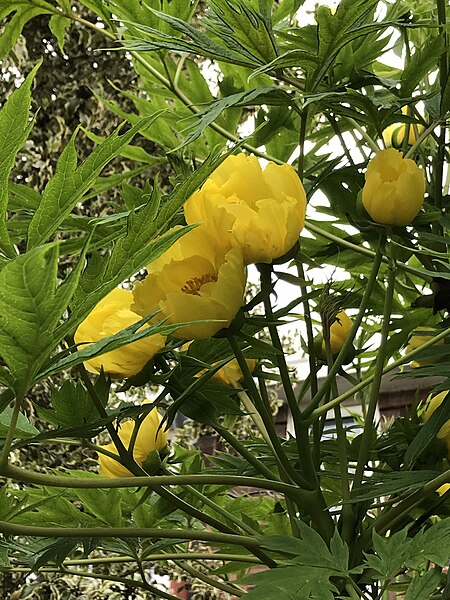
left=75, top=152, right=307, bottom=378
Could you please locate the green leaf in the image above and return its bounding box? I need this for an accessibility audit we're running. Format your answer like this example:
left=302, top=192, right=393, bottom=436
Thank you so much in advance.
left=0, top=546, right=10, bottom=568
left=0, top=407, right=39, bottom=438
left=249, top=49, right=319, bottom=79
left=207, top=0, right=278, bottom=64
left=73, top=487, right=123, bottom=528
left=175, top=86, right=287, bottom=150
left=407, top=519, right=450, bottom=568
left=405, top=568, right=441, bottom=600
left=0, top=6, right=51, bottom=59
left=313, top=0, right=379, bottom=83
left=133, top=494, right=179, bottom=528
left=261, top=525, right=344, bottom=574
left=38, top=379, right=109, bottom=428
left=241, top=565, right=338, bottom=599
left=364, top=528, right=410, bottom=580
left=401, top=36, right=445, bottom=97
left=123, top=9, right=259, bottom=68
left=81, top=127, right=166, bottom=165
left=272, top=0, right=306, bottom=24
left=0, top=62, right=40, bottom=257
left=48, top=14, right=70, bottom=53
left=32, top=539, right=78, bottom=571
left=8, top=182, right=41, bottom=211
left=404, top=391, right=450, bottom=469
left=0, top=245, right=59, bottom=394
left=27, top=114, right=162, bottom=249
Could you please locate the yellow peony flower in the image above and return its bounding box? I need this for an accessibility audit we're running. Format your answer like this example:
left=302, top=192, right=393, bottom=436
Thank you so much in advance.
left=132, top=226, right=246, bottom=340
left=211, top=357, right=257, bottom=385
left=423, top=391, right=450, bottom=458
left=321, top=311, right=352, bottom=355
left=98, top=401, right=168, bottom=478
left=74, top=288, right=166, bottom=379
left=184, top=153, right=307, bottom=265
left=406, top=327, right=443, bottom=368
left=361, top=148, right=425, bottom=227
left=382, top=108, right=425, bottom=148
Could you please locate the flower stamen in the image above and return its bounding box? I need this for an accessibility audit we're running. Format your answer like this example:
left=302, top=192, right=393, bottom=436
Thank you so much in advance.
left=181, top=273, right=218, bottom=295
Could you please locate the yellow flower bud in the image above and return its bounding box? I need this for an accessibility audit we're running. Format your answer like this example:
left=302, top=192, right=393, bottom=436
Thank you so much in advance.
left=74, top=288, right=166, bottom=379
left=361, top=148, right=425, bottom=227
left=212, top=357, right=257, bottom=386
left=382, top=108, right=425, bottom=148
left=184, top=153, right=307, bottom=265
left=98, top=401, right=168, bottom=478
left=132, top=226, right=246, bottom=340
left=423, top=391, right=450, bottom=458
left=406, top=327, right=443, bottom=368
left=321, top=311, right=352, bottom=355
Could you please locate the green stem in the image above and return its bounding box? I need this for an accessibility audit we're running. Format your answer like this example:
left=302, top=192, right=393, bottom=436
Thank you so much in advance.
left=1, top=463, right=312, bottom=506
left=258, top=264, right=319, bottom=492
left=257, top=376, right=303, bottom=537
left=354, top=254, right=395, bottom=489
left=303, top=241, right=383, bottom=417
left=323, top=335, right=352, bottom=538
left=232, top=384, right=277, bottom=452
left=403, top=119, right=442, bottom=159
left=228, top=335, right=304, bottom=487
left=297, top=107, right=309, bottom=179
left=173, top=560, right=244, bottom=597
left=0, top=520, right=261, bottom=547
left=327, top=113, right=355, bottom=166
left=18, top=553, right=262, bottom=567
left=345, top=118, right=380, bottom=153
left=0, top=393, right=25, bottom=468
left=295, top=258, right=319, bottom=400
left=305, top=222, right=428, bottom=281
left=214, top=423, right=282, bottom=481
left=162, top=467, right=258, bottom=537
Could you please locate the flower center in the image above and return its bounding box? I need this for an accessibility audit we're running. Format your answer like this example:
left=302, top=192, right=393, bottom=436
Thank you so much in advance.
left=181, top=273, right=218, bottom=295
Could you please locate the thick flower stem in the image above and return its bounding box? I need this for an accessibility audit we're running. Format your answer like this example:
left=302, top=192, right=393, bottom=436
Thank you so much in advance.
left=343, top=254, right=396, bottom=547
left=323, top=337, right=352, bottom=536
left=295, top=258, right=319, bottom=399
left=258, top=264, right=319, bottom=487
left=303, top=241, right=383, bottom=418
left=228, top=335, right=305, bottom=488
left=1, top=464, right=306, bottom=499
left=0, top=519, right=261, bottom=547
